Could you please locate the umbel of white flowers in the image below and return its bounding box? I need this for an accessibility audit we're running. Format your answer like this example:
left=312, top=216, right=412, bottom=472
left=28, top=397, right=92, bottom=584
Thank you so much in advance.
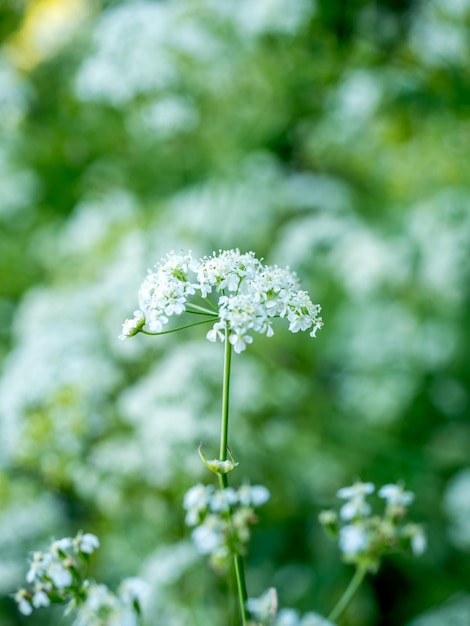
left=120, top=249, right=323, bottom=353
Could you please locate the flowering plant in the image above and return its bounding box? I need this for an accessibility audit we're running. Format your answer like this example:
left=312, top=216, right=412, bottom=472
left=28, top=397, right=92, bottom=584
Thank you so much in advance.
left=120, top=249, right=323, bottom=352
left=16, top=249, right=425, bottom=626
left=15, top=531, right=147, bottom=625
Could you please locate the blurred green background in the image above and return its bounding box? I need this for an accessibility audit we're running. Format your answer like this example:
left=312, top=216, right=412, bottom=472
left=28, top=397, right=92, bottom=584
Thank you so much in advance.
left=1, top=0, right=470, bottom=624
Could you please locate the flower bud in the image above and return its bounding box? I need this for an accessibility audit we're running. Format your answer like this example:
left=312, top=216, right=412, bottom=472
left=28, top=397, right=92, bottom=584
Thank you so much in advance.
left=198, top=442, right=239, bottom=475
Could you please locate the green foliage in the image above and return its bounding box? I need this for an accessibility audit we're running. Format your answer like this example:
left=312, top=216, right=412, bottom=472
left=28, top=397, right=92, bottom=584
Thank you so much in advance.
left=1, top=0, right=470, bottom=624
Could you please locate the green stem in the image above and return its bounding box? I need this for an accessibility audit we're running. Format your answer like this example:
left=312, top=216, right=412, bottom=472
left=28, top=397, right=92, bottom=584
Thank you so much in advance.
left=327, top=567, right=366, bottom=624
left=140, top=318, right=213, bottom=336
left=220, top=333, right=232, bottom=461
left=218, top=331, right=249, bottom=626
left=203, top=297, right=219, bottom=312
left=186, top=303, right=219, bottom=316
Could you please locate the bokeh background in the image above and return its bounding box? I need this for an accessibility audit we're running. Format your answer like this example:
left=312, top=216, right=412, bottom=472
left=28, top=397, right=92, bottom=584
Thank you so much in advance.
left=1, top=0, right=470, bottom=624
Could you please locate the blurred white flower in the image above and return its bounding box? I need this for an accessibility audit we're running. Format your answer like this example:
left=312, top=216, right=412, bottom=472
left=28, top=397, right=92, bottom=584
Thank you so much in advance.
left=15, top=589, right=33, bottom=615
left=238, top=484, right=270, bottom=507
left=339, top=524, right=369, bottom=556
left=209, top=488, right=238, bottom=513
left=191, top=516, right=224, bottom=554
left=74, top=532, right=100, bottom=554
left=246, top=587, right=278, bottom=622
left=379, top=484, right=414, bottom=507
left=337, top=482, right=374, bottom=520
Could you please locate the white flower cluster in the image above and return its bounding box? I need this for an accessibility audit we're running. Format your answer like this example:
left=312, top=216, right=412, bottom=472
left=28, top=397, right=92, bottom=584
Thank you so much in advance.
left=246, top=588, right=334, bottom=626
left=319, top=481, right=426, bottom=572
left=183, top=483, right=270, bottom=570
left=73, top=578, right=149, bottom=626
left=14, top=531, right=147, bottom=625
left=121, top=249, right=323, bottom=353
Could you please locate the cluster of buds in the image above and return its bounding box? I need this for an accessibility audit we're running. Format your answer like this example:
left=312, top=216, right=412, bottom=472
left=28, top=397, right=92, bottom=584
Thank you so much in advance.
left=120, top=249, right=323, bottom=353
left=319, top=482, right=426, bottom=572
left=14, top=531, right=147, bottom=625
left=246, top=588, right=333, bottom=626
left=183, top=482, right=270, bottom=571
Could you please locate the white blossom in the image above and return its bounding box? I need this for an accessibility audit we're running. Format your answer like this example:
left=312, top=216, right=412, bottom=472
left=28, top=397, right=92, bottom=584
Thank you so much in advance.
left=138, top=251, right=198, bottom=332
left=47, top=560, right=73, bottom=588
left=238, top=484, right=270, bottom=507
left=51, top=537, right=73, bottom=555
left=339, top=524, right=369, bottom=555
left=15, top=589, right=33, bottom=615
left=26, top=552, right=50, bottom=583
left=209, top=488, right=238, bottom=512
left=32, top=589, right=50, bottom=608
left=183, top=484, right=213, bottom=526
left=379, top=484, right=415, bottom=507
left=74, top=532, right=100, bottom=554
left=337, top=481, right=375, bottom=520
left=191, top=516, right=224, bottom=554
left=118, top=577, right=150, bottom=605
left=119, top=310, right=146, bottom=340
left=246, top=587, right=278, bottom=622
left=125, top=249, right=323, bottom=353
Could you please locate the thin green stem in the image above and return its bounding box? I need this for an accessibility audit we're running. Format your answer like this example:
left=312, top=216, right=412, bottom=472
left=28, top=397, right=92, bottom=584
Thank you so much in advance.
left=186, top=303, right=219, bottom=316
left=327, top=567, right=366, bottom=624
left=203, top=297, right=219, bottom=312
left=220, top=333, right=232, bottom=461
left=140, top=318, right=213, bottom=336
left=218, top=331, right=249, bottom=626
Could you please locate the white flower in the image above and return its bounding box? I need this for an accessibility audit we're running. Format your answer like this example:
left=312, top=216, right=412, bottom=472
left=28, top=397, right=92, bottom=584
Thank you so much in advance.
left=125, top=249, right=323, bottom=353
left=46, top=560, right=73, bottom=588
left=74, top=531, right=100, bottom=554
left=237, top=484, right=270, bottom=507
left=51, top=537, right=73, bottom=555
left=275, top=608, right=300, bottom=626
left=339, top=524, right=369, bottom=555
left=26, top=552, right=50, bottom=583
left=209, top=487, right=238, bottom=512
left=337, top=481, right=375, bottom=500
left=85, top=583, right=116, bottom=611
left=411, top=529, right=427, bottom=556
left=15, top=589, right=33, bottom=616
left=138, top=251, right=198, bottom=332
left=191, top=515, right=224, bottom=555
left=378, top=484, right=415, bottom=507
left=339, top=498, right=371, bottom=521
left=197, top=249, right=261, bottom=296
left=247, top=587, right=278, bottom=621
left=32, top=589, right=50, bottom=608
left=118, top=577, right=150, bottom=605
left=119, top=310, right=146, bottom=340
left=337, top=481, right=375, bottom=520
left=183, top=484, right=213, bottom=525
left=403, top=524, right=427, bottom=556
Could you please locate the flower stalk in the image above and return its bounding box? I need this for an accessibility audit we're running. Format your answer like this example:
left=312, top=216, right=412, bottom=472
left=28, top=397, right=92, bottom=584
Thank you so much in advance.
left=327, top=566, right=366, bottom=623
left=218, top=329, right=249, bottom=625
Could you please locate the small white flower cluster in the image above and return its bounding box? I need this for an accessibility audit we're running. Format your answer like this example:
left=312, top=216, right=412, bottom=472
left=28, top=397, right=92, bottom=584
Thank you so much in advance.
left=246, top=588, right=334, bottom=626
left=14, top=531, right=147, bottom=625
left=121, top=249, right=323, bottom=353
left=183, top=483, right=270, bottom=570
left=319, top=481, right=426, bottom=572
left=73, top=578, right=149, bottom=626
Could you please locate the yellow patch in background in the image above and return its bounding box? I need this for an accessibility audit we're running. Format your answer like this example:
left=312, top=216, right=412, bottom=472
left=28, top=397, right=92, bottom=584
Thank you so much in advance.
left=6, top=0, right=91, bottom=70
